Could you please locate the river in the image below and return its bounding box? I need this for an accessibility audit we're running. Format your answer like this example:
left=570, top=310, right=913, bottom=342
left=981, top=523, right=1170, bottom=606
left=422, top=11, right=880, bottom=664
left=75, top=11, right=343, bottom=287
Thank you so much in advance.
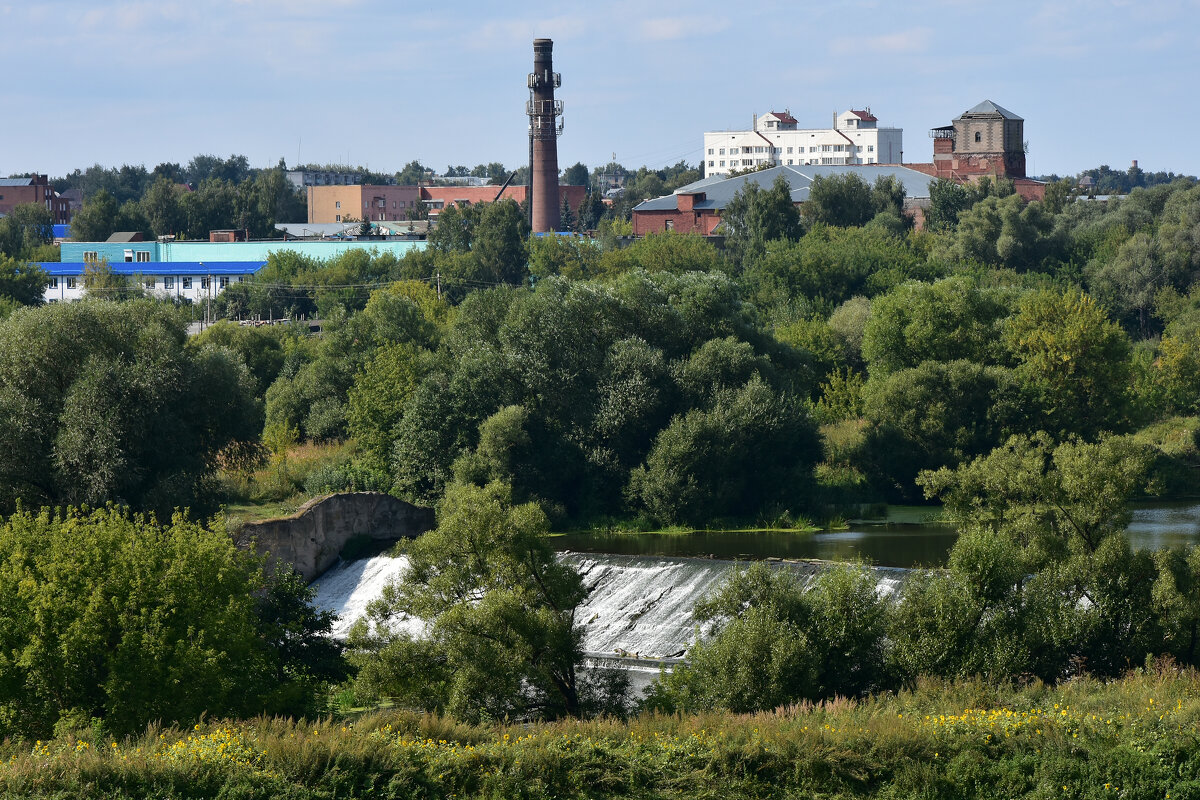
left=549, top=501, right=1200, bottom=568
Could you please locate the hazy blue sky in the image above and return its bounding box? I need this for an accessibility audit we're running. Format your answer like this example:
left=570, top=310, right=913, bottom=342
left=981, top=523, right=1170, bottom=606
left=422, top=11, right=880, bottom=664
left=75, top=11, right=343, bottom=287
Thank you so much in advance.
left=2, top=0, right=1198, bottom=179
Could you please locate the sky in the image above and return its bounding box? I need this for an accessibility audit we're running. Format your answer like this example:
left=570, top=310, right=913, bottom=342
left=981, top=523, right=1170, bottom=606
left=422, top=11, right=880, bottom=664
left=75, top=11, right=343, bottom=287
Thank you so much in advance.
left=2, top=0, right=1199, bottom=180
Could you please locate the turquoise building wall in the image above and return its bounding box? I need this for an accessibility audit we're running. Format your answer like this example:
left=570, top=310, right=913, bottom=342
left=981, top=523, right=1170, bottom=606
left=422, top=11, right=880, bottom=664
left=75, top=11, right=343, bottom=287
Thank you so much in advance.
left=62, top=239, right=425, bottom=263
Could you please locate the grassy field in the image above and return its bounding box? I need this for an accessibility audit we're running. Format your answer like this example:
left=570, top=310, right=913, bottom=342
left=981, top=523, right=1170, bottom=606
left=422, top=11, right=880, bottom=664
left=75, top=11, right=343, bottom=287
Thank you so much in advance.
left=3, top=668, right=1198, bottom=798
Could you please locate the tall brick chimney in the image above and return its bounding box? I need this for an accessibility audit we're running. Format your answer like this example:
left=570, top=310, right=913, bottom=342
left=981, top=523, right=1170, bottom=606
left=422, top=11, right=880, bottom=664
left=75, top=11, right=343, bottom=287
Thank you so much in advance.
left=528, top=38, right=562, bottom=233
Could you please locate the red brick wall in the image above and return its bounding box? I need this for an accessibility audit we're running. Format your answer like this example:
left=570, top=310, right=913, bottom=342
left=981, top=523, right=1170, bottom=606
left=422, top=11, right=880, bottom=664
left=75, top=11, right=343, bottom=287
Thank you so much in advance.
left=421, top=185, right=587, bottom=217
left=632, top=208, right=722, bottom=236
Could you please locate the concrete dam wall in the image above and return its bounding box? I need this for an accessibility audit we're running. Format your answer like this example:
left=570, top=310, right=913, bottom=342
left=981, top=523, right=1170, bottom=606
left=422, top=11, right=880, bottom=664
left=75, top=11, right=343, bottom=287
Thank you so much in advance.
left=234, top=492, right=434, bottom=581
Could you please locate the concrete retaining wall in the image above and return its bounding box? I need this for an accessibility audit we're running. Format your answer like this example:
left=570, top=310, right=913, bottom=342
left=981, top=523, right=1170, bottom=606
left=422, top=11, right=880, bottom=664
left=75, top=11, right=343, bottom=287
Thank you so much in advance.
left=235, top=492, right=434, bottom=581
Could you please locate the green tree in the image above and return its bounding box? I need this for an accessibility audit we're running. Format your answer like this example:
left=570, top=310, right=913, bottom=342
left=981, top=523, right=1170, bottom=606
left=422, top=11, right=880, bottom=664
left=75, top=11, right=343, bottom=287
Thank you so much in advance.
left=0, top=300, right=261, bottom=515
left=139, top=176, right=186, bottom=239
left=0, top=507, right=341, bottom=738
left=0, top=203, right=53, bottom=258
left=562, top=162, right=590, bottom=186
left=649, top=561, right=888, bottom=712
left=1004, top=287, right=1133, bottom=437
left=861, top=277, right=1012, bottom=377
left=350, top=481, right=622, bottom=721
left=721, top=174, right=802, bottom=265
left=68, top=189, right=120, bottom=242
left=803, top=172, right=874, bottom=228
left=629, top=377, right=819, bottom=525
left=474, top=199, right=529, bottom=284
left=0, top=256, right=48, bottom=306
left=397, top=160, right=430, bottom=185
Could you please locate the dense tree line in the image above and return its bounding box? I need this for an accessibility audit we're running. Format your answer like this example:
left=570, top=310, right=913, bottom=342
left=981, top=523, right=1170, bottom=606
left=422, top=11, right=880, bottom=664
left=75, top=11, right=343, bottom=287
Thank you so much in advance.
left=5, top=158, right=1200, bottom=733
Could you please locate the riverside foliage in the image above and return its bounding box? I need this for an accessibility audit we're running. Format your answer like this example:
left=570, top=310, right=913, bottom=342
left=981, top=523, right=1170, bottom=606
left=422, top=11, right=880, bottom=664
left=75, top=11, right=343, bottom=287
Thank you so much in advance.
left=2, top=669, right=1199, bottom=799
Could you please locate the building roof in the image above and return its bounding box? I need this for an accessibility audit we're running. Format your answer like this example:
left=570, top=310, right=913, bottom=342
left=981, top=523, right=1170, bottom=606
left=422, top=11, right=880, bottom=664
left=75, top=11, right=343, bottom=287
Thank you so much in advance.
left=106, top=231, right=144, bottom=243
left=40, top=261, right=267, bottom=277
left=957, top=100, right=1023, bottom=121
left=0, top=178, right=34, bottom=187
left=765, top=111, right=798, bottom=124
left=848, top=109, right=878, bottom=121
left=634, top=164, right=934, bottom=213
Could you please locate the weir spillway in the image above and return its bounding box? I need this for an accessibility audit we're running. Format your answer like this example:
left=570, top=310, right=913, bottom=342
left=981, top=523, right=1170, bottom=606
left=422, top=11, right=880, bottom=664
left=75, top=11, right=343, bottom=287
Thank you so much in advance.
left=310, top=552, right=908, bottom=662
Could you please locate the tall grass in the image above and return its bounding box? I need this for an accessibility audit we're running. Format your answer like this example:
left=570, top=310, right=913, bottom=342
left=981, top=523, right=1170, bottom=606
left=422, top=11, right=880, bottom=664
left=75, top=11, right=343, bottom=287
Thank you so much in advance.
left=3, top=667, right=1200, bottom=798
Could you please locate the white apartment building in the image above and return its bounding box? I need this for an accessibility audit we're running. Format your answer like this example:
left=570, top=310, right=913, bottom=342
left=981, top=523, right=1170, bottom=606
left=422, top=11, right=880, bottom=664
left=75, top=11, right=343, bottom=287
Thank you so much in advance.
left=703, top=109, right=903, bottom=176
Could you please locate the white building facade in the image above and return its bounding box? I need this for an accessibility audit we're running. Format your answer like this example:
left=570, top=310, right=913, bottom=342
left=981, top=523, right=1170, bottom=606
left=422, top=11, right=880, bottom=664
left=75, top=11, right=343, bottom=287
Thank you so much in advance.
left=41, top=262, right=263, bottom=304
left=703, top=109, right=903, bottom=176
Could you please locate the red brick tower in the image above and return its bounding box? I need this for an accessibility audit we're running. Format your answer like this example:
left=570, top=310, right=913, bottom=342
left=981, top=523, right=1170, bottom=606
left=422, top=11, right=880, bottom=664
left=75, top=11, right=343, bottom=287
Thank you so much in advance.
left=527, top=38, right=563, bottom=233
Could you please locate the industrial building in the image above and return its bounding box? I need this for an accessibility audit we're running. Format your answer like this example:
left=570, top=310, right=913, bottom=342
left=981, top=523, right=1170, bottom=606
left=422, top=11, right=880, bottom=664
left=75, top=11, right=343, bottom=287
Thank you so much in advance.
left=632, top=163, right=935, bottom=236
left=39, top=261, right=265, bottom=304
left=305, top=183, right=588, bottom=224
left=60, top=237, right=426, bottom=265
left=703, top=109, right=903, bottom=176
left=0, top=175, right=72, bottom=224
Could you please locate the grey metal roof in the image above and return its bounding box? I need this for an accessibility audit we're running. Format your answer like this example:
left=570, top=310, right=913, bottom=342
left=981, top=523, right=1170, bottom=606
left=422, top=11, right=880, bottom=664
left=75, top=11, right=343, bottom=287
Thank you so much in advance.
left=0, top=178, right=34, bottom=187
left=958, top=100, right=1022, bottom=120
left=634, top=164, right=934, bottom=214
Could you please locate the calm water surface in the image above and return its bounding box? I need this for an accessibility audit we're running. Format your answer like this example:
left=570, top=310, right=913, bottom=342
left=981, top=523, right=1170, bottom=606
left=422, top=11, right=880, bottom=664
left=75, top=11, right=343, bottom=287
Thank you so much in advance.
left=554, top=502, right=1200, bottom=568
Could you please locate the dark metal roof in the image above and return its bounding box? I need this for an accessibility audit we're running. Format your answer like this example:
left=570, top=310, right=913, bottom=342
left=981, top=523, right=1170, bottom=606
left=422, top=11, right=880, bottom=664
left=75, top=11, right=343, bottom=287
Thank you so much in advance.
left=957, top=100, right=1023, bottom=121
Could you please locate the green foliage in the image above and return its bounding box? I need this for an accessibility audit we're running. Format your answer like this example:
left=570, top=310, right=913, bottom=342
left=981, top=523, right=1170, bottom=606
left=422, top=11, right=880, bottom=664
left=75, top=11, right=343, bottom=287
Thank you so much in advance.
left=628, top=377, right=820, bottom=526
left=0, top=255, right=48, bottom=306
left=0, top=300, right=260, bottom=516
left=0, top=202, right=54, bottom=259
left=0, top=507, right=340, bottom=739
left=597, top=231, right=725, bottom=277
left=1004, top=287, right=1134, bottom=437
left=528, top=234, right=602, bottom=280
left=350, top=481, right=622, bottom=721
left=650, top=561, right=888, bottom=712
left=721, top=174, right=802, bottom=265
left=803, top=172, right=874, bottom=228
left=861, top=277, right=1012, bottom=377
left=919, top=432, right=1152, bottom=558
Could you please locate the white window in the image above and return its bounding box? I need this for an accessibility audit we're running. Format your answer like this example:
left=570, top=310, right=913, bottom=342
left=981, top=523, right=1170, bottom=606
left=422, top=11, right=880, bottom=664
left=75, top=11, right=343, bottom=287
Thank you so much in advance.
left=707, top=148, right=713, bottom=155
left=335, top=201, right=341, bottom=209
left=719, top=161, right=725, bottom=167
left=786, top=147, right=793, bottom=154
left=708, top=161, right=714, bottom=167
left=868, top=145, right=875, bottom=152
left=144, top=278, right=155, bottom=289
left=48, top=277, right=58, bottom=288
left=164, top=276, right=175, bottom=289
left=809, top=146, right=816, bottom=153
left=182, top=277, right=192, bottom=289
left=67, top=277, right=77, bottom=289
left=787, top=159, right=793, bottom=165
left=664, top=219, right=674, bottom=231
left=730, top=147, right=739, bottom=154
left=718, top=148, right=725, bottom=155
left=219, top=276, right=229, bottom=288
left=201, top=277, right=211, bottom=289
left=136, top=251, right=151, bottom=262
left=335, top=215, right=341, bottom=222
left=124, top=249, right=134, bottom=262
left=83, top=251, right=98, bottom=263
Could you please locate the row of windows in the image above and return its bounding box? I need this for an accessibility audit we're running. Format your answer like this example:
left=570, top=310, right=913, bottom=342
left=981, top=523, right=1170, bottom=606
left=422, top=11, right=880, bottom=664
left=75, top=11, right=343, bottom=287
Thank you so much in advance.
left=708, top=156, right=875, bottom=169
left=47, top=276, right=244, bottom=290
left=710, top=141, right=879, bottom=156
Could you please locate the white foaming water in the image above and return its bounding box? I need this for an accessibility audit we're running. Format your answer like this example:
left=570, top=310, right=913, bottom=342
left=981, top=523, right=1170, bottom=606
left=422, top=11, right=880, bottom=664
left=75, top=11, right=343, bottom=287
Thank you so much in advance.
left=310, top=553, right=416, bottom=639
left=311, top=551, right=907, bottom=660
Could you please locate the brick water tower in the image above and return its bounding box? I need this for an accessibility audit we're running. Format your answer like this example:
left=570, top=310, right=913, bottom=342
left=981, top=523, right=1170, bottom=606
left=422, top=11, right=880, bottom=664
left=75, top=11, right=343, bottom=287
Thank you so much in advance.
left=527, top=38, right=563, bottom=233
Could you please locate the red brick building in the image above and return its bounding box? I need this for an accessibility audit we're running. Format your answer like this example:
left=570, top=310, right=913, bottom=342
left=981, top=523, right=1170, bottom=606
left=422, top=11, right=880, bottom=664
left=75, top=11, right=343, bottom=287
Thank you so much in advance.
left=0, top=175, right=71, bottom=224
left=308, top=184, right=589, bottom=227
left=419, top=184, right=587, bottom=220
